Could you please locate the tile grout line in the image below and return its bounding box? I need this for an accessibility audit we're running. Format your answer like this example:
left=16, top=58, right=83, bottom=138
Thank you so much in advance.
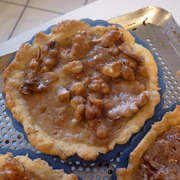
left=8, top=0, right=30, bottom=40
left=0, top=0, right=65, bottom=14
left=0, top=0, right=25, bottom=7
left=27, top=6, right=65, bottom=15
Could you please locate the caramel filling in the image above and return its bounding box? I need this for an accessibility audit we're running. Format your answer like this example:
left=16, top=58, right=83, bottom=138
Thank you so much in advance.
left=133, top=125, right=180, bottom=179
left=20, top=25, right=149, bottom=145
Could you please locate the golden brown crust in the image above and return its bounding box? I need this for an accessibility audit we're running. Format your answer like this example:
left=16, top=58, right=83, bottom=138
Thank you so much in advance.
left=0, top=153, right=77, bottom=180
left=116, top=105, right=180, bottom=180
left=3, top=20, right=160, bottom=161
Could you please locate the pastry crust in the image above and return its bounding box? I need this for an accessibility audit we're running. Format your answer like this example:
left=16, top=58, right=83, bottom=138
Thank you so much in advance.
left=3, top=20, right=160, bottom=161
left=116, top=105, right=180, bottom=180
left=0, top=153, right=77, bottom=180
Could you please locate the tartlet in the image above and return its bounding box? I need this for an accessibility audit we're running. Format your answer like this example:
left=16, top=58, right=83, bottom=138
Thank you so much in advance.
left=3, top=20, right=160, bottom=160
left=0, top=153, right=77, bottom=180
left=116, top=105, right=180, bottom=179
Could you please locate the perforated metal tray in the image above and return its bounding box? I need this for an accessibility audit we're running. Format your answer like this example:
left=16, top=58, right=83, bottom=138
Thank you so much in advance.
left=0, top=6, right=180, bottom=180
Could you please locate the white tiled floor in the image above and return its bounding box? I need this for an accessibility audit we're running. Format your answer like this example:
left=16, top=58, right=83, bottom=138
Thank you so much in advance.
left=0, top=0, right=97, bottom=43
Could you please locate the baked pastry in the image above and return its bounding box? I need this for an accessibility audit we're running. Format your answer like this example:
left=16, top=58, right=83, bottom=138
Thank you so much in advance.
left=0, top=153, right=77, bottom=180
left=3, top=20, right=160, bottom=160
left=177, top=70, right=180, bottom=77
left=116, top=105, right=180, bottom=180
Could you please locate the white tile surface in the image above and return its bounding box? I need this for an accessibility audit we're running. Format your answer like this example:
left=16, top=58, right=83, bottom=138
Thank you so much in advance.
left=12, top=7, right=61, bottom=38
left=28, top=0, right=86, bottom=13
left=1, top=0, right=28, bottom=5
left=0, top=2, right=24, bottom=43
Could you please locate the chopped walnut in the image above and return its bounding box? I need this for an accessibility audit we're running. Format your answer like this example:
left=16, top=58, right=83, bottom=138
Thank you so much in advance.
left=101, top=26, right=121, bottom=47
left=70, top=31, right=92, bottom=60
left=115, top=80, right=146, bottom=95
left=70, top=96, right=86, bottom=109
left=108, top=45, right=120, bottom=56
left=85, top=96, right=104, bottom=120
left=96, top=121, right=108, bottom=139
left=41, top=40, right=59, bottom=57
left=28, top=59, right=40, bottom=79
left=99, top=61, right=122, bottom=78
left=21, top=40, right=60, bottom=94
left=121, top=58, right=137, bottom=69
left=40, top=40, right=59, bottom=74
left=119, top=43, right=144, bottom=63
left=40, top=59, right=56, bottom=74
left=27, top=47, right=41, bottom=79
left=120, top=65, right=135, bottom=81
left=71, top=82, right=85, bottom=96
left=43, top=72, right=56, bottom=85
left=107, top=91, right=150, bottom=119
left=56, top=86, right=70, bottom=101
left=21, top=79, right=47, bottom=93
left=84, top=77, right=91, bottom=85
left=63, top=61, right=83, bottom=73
left=88, top=78, right=110, bottom=94
left=75, top=104, right=85, bottom=122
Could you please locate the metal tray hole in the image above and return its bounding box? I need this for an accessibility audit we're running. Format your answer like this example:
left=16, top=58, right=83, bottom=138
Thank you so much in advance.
left=1, top=127, right=6, bottom=132
left=103, top=176, right=108, bottom=180
left=89, top=174, right=94, bottom=179
left=12, top=140, right=17, bottom=146
left=5, top=140, right=9, bottom=144
left=5, top=116, right=9, bottom=120
left=71, top=166, right=76, bottom=171
left=93, top=168, right=98, bottom=173
left=170, top=75, right=175, bottom=79
left=3, top=133, right=8, bottom=138
left=86, top=167, right=91, bottom=173
left=10, top=134, right=15, bottom=138
left=108, top=169, right=113, bottom=174
left=112, top=163, right=117, bottom=168
left=149, top=42, right=153, bottom=46
left=100, top=169, right=106, bottom=174
left=75, top=161, right=80, bottom=165
left=81, top=174, right=86, bottom=179
left=96, top=175, right=101, bottom=180
left=78, top=167, right=84, bottom=172
left=1, top=104, right=5, bottom=108
left=174, top=90, right=178, bottom=94
left=168, top=80, right=172, bottom=84
left=105, top=163, right=109, bottom=168
left=19, top=141, right=24, bottom=146
left=90, top=163, right=95, bottom=166
left=54, top=157, right=60, bottom=162
left=158, top=56, right=162, bottom=60
left=8, top=128, right=13, bottom=132
left=6, top=122, right=11, bottom=126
